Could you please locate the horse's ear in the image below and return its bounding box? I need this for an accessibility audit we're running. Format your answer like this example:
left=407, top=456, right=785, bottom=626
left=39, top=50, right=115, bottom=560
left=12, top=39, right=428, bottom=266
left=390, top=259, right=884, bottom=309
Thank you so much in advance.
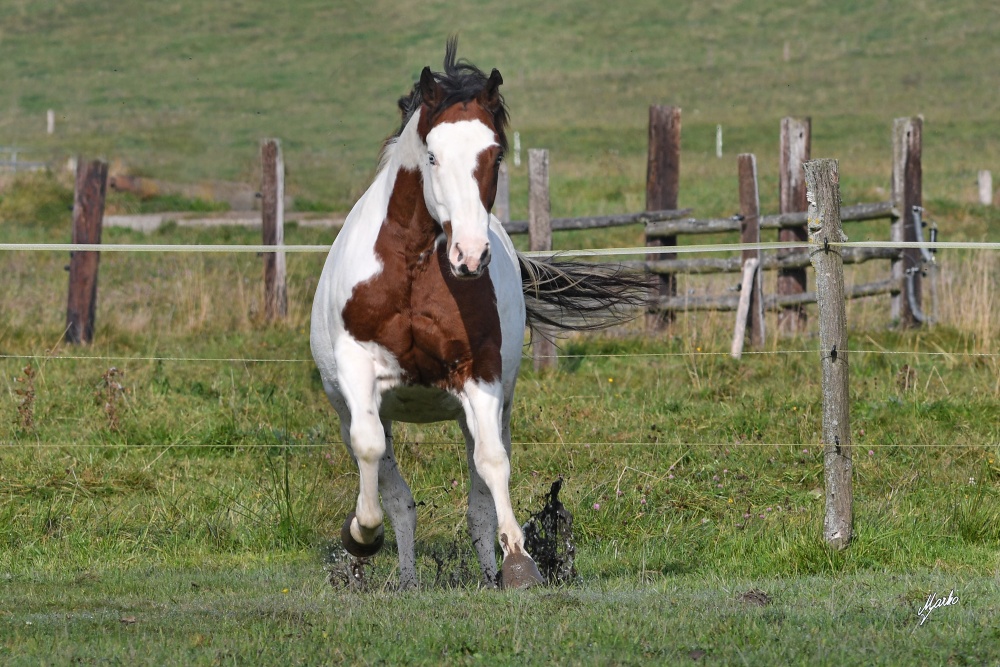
left=480, top=68, right=504, bottom=110
left=419, top=66, right=443, bottom=108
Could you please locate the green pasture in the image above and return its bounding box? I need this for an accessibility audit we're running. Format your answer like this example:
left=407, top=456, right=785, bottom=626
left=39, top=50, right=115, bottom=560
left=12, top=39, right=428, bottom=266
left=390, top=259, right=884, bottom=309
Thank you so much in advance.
left=1, top=219, right=999, bottom=663
left=1, top=0, right=999, bottom=216
left=3, top=0, right=1000, bottom=664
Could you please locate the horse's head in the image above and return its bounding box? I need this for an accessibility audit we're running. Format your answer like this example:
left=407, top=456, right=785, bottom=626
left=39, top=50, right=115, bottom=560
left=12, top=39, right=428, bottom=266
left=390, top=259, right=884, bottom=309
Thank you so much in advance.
left=416, top=64, right=506, bottom=279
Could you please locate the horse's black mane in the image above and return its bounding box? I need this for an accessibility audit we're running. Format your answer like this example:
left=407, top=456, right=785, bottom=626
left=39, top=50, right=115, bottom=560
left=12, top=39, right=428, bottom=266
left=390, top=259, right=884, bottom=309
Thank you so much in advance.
left=395, top=37, right=509, bottom=151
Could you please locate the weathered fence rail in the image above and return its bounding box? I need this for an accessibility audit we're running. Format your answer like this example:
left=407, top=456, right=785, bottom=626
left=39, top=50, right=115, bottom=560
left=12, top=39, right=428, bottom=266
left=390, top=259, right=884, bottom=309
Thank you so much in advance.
left=502, top=207, right=690, bottom=236
left=53, top=110, right=926, bottom=352
left=643, top=246, right=899, bottom=276
left=645, top=201, right=895, bottom=238
left=506, top=112, right=925, bottom=359
left=652, top=276, right=903, bottom=313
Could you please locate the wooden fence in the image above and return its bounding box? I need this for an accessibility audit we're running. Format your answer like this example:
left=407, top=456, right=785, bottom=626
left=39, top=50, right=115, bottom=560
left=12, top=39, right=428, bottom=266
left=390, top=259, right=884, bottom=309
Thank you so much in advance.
left=509, top=112, right=926, bottom=364
left=61, top=111, right=926, bottom=357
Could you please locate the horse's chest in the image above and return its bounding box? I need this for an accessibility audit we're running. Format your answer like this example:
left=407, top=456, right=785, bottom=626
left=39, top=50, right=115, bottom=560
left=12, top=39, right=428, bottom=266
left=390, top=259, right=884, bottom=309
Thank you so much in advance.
left=342, top=251, right=502, bottom=389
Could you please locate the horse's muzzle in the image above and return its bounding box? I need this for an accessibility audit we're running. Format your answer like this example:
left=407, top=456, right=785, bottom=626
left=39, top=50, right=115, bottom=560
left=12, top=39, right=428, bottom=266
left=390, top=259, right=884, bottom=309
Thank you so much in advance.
left=450, top=242, right=491, bottom=279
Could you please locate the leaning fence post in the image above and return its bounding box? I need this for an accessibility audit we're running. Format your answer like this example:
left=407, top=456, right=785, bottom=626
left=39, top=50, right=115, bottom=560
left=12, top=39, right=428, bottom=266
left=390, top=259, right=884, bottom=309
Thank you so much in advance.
left=737, top=153, right=764, bottom=349
left=777, top=117, right=811, bottom=334
left=805, top=158, right=853, bottom=551
left=65, top=158, right=109, bottom=344
left=890, top=117, right=923, bottom=328
left=730, top=258, right=759, bottom=359
left=261, top=138, right=287, bottom=320
left=645, top=105, right=681, bottom=331
left=528, top=148, right=556, bottom=371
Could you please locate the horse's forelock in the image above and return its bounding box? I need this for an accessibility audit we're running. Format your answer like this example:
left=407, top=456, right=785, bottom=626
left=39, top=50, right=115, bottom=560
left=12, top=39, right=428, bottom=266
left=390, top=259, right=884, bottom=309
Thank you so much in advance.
left=391, top=39, right=509, bottom=152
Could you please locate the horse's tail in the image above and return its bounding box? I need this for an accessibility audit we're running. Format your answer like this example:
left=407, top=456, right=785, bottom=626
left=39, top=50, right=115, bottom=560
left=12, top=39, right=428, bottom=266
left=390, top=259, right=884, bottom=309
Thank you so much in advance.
left=517, top=253, right=649, bottom=334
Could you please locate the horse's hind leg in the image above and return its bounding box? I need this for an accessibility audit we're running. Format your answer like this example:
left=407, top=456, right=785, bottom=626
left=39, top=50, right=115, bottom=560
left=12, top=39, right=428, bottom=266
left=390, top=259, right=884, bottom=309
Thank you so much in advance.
left=378, top=420, right=418, bottom=589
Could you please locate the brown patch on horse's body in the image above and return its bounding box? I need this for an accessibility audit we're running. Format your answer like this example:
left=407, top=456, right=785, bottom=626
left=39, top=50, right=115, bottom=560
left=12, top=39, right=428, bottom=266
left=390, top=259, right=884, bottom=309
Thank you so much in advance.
left=341, top=167, right=502, bottom=391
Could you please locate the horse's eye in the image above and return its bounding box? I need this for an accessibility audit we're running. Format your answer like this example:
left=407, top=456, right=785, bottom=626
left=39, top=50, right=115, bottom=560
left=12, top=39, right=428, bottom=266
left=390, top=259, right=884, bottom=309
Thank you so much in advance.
left=428, top=152, right=436, bottom=166
left=496, top=152, right=505, bottom=166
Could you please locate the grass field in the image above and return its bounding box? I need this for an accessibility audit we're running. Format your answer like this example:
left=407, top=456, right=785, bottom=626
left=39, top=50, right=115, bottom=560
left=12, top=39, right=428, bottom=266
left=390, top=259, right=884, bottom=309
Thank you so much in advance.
left=1, top=216, right=999, bottom=663
left=2, top=1, right=1000, bottom=664
left=2, top=0, right=1000, bottom=216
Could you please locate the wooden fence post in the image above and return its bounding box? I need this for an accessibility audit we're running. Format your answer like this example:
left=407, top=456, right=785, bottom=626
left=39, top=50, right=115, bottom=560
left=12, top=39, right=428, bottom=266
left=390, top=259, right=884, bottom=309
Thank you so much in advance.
left=65, top=158, right=108, bottom=344
left=261, top=138, right=287, bottom=320
left=495, top=162, right=510, bottom=224
left=890, top=117, right=922, bottom=327
left=528, top=148, right=556, bottom=371
left=778, top=117, right=811, bottom=334
left=645, top=105, right=681, bottom=330
left=730, top=258, right=759, bottom=359
left=805, top=158, right=853, bottom=551
left=737, top=154, right=765, bottom=349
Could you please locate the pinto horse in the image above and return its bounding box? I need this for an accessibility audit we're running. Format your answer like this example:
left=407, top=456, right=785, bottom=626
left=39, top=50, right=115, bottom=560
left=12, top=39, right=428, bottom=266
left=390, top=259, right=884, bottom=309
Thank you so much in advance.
left=311, top=40, right=644, bottom=589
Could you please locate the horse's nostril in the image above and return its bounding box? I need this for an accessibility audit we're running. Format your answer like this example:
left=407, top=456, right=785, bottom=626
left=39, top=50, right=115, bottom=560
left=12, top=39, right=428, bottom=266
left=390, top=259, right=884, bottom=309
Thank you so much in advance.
left=480, top=247, right=490, bottom=264
left=454, top=243, right=464, bottom=262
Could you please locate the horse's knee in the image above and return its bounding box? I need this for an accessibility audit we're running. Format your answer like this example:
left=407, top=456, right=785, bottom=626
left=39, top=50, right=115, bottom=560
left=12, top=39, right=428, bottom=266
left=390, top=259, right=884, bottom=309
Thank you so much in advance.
left=350, top=418, right=386, bottom=463
left=472, top=446, right=510, bottom=479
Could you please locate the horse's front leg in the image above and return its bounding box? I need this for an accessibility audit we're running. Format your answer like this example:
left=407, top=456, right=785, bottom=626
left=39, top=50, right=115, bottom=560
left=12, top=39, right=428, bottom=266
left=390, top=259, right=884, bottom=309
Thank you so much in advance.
left=460, top=416, right=499, bottom=587
left=459, top=380, right=543, bottom=588
left=334, top=338, right=387, bottom=555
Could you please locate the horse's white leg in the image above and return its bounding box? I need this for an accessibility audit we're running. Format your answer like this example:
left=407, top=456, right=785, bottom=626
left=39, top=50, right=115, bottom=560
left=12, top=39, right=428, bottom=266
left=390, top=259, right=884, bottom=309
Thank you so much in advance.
left=378, top=419, right=418, bottom=589
left=460, top=380, right=542, bottom=588
left=332, top=338, right=387, bottom=551
left=460, top=416, right=499, bottom=586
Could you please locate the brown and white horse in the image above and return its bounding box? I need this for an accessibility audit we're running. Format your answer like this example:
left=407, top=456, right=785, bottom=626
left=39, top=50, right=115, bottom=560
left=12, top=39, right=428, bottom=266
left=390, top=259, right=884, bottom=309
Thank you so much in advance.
left=311, top=40, right=643, bottom=589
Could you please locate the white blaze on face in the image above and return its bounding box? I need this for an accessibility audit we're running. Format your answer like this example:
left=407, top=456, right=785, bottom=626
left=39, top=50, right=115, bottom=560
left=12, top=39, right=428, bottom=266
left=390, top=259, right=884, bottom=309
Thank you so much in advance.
left=424, top=119, right=498, bottom=277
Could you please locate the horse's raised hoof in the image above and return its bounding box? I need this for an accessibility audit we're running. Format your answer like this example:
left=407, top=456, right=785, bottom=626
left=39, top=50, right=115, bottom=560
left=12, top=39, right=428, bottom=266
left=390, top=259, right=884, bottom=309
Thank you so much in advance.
left=341, top=512, right=384, bottom=558
left=499, top=534, right=544, bottom=589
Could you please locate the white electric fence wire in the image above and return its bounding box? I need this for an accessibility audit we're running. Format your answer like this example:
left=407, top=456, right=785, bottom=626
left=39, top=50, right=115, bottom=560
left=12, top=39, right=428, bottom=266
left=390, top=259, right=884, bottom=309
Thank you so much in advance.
left=2, top=240, right=999, bottom=257
left=2, top=349, right=998, bottom=364
left=2, top=441, right=993, bottom=450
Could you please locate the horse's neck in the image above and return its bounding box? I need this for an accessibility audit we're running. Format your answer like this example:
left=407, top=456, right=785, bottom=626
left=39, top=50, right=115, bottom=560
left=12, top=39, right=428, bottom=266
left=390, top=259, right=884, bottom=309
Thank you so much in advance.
left=385, top=169, right=439, bottom=258
left=379, top=113, right=439, bottom=262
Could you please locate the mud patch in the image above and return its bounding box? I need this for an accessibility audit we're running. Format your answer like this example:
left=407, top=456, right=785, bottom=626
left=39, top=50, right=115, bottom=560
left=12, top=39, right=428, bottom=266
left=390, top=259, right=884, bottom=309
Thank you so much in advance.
left=428, top=538, right=484, bottom=588
left=522, top=477, right=578, bottom=584
left=324, top=543, right=373, bottom=591
left=737, top=588, right=772, bottom=606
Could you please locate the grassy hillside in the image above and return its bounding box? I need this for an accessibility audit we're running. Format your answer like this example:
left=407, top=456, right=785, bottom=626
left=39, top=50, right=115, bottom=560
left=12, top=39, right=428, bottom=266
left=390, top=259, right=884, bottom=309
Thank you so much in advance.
left=2, top=5, right=999, bottom=663
left=2, top=0, right=999, bottom=217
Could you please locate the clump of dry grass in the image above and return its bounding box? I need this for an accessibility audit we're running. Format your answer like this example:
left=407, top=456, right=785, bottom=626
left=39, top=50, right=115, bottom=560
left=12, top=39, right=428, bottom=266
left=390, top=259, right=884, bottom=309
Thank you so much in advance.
left=98, top=367, right=126, bottom=431
left=14, top=363, right=36, bottom=432
left=935, top=251, right=999, bottom=353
